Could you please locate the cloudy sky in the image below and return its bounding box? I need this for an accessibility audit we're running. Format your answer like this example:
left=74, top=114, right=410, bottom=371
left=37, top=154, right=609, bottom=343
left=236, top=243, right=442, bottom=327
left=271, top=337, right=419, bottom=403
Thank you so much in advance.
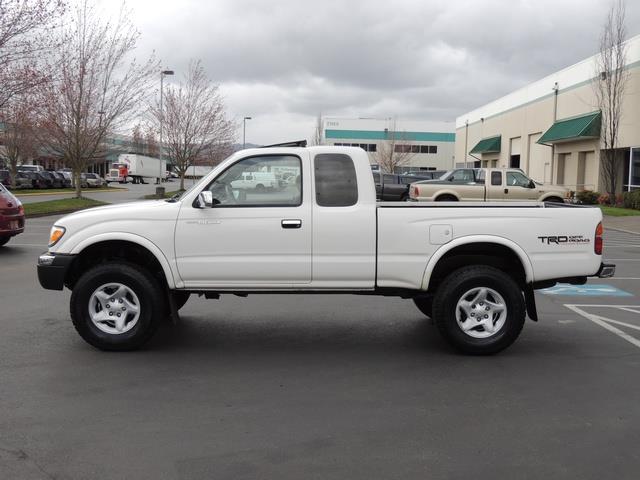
left=115, top=0, right=640, bottom=144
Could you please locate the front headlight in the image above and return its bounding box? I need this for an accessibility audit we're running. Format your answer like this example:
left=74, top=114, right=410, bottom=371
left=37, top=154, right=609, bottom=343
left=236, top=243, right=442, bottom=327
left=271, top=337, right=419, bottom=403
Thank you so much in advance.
left=48, top=225, right=66, bottom=247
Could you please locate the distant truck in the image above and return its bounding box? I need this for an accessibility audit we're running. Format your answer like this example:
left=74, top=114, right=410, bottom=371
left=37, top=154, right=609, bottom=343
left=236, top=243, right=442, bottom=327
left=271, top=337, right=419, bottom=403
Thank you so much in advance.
left=374, top=172, right=446, bottom=201
left=107, top=154, right=167, bottom=184
left=409, top=168, right=570, bottom=203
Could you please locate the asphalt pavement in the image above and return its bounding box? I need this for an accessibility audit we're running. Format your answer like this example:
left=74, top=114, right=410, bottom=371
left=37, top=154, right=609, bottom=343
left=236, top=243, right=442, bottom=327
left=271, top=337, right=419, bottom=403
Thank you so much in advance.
left=1, top=197, right=639, bottom=479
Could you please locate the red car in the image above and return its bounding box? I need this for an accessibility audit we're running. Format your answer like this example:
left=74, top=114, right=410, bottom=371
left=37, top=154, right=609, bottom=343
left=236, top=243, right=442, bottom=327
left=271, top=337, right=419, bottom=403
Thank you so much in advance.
left=0, top=182, right=25, bottom=246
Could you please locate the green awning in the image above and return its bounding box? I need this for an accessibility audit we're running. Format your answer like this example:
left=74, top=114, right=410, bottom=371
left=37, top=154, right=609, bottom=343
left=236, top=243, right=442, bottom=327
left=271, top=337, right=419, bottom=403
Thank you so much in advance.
left=469, top=135, right=501, bottom=154
left=538, top=111, right=601, bottom=144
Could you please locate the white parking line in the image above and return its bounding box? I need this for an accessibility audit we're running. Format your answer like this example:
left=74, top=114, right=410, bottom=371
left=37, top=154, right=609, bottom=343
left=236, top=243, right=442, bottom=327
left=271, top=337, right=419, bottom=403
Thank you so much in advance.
left=565, top=304, right=640, bottom=350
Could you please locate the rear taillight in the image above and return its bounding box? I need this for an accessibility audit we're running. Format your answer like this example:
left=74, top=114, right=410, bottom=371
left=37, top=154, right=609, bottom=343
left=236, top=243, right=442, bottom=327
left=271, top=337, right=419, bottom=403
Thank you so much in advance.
left=595, top=222, right=603, bottom=255
left=410, top=185, right=419, bottom=198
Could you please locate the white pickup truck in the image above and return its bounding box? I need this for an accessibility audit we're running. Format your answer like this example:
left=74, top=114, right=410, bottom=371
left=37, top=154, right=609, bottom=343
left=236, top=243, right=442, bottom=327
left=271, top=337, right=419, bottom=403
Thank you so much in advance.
left=37, top=146, right=614, bottom=354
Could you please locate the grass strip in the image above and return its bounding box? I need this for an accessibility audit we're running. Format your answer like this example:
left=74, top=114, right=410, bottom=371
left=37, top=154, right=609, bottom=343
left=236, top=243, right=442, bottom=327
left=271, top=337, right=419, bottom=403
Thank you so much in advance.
left=599, top=205, right=640, bottom=217
left=16, top=186, right=117, bottom=195
left=24, top=198, right=109, bottom=217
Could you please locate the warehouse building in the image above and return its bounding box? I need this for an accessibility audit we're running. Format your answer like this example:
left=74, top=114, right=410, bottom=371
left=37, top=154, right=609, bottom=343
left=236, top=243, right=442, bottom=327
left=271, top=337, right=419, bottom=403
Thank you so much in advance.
left=322, top=117, right=455, bottom=172
left=455, top=34, right=640, bottom=192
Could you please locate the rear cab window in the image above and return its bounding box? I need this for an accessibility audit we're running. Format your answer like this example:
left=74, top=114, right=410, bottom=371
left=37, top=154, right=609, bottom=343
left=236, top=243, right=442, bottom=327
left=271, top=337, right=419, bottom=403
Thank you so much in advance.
left=491, top=171, right=502, bottom=186
left=314, top=154, right=358, bottom=207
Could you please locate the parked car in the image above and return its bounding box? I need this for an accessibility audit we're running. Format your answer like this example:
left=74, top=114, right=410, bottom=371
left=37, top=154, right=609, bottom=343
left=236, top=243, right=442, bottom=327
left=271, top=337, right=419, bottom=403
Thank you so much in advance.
left=39, top=171, right=64, bottom=188
left=409, top=168, right=570, bottom=203
left=0, top=183, right=25, bottom=246
left=58, top=171, right=74, bottom=186
left=81, top=173, right=105, bottom=188
left=373, top=172, right=435, bottom=201
left=16, top=164, right=44, bottom=173
left=0, top=169, right=10, bottom=187
left=230, top=171, right=278, bottom=191
left=34, top=171, right=54, bottom=188
left=52, top=171, right=71, bottom=188
left=14, top=172, right=36, bottom=189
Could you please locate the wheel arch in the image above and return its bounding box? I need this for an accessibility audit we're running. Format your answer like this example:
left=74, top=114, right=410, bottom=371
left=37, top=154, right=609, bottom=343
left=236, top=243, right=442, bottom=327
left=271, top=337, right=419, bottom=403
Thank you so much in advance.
left=434, top=190, right=461, bottom=201
left=422, top=236, right=534, bottom=292
left=65, top=234, right=177, bottom=290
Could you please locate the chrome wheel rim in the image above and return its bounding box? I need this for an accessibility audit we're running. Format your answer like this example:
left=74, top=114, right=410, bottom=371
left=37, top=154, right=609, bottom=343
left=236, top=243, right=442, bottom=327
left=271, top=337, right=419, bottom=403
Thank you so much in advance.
left=455, top=287, right=507, bottom=339
left=88, top=283, right=141, bottom=335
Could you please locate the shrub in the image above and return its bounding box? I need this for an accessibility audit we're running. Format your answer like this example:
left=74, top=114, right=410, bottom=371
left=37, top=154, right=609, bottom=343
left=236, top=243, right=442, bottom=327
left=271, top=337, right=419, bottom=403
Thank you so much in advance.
left=576, top=190, right=600, bottom=205
left=622, top=190, right=640, bottom=210
left=597, top=193, right=624, bottom=207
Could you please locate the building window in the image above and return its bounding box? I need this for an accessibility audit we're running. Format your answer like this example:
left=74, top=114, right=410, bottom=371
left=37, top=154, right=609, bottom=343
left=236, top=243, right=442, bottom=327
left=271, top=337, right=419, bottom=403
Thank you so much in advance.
left=420, top=145, right=429, bottom=154
left=369, top=144, right=376, bottom=152
left=428, top=145, right=437, bottom=154
left=411, top=145, right=420, bottom=153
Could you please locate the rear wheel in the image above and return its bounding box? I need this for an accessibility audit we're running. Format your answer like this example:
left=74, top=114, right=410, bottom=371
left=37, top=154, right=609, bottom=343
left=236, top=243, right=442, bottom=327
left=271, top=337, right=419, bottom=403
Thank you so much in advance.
left=545, top=197, right=564, bottom=203
left=70, top=262, right=165, bottom=351
left=255, top=184, right=265, bottom=193
left=173, top=291, right=190, bottom=310
left=432, top=265, right=525, bottom=355
left=435, top=194, right=458, bottom=202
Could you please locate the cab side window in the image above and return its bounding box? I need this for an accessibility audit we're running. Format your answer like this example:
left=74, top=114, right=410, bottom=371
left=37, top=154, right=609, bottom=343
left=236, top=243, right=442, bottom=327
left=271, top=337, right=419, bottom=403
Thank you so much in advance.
left=507, top=171, right=532, bottom=187
left=314, top=154, right=358, bottom=207
left=205, top=155, right=301, bottom=207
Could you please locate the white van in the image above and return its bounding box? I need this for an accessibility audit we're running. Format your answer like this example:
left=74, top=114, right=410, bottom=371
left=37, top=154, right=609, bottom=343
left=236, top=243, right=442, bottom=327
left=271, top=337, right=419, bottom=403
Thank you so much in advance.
left=230, top=171, right=278, bottom=191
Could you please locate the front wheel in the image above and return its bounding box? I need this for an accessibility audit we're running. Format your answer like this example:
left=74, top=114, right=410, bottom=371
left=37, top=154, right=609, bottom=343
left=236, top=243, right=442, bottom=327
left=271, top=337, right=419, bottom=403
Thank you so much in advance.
left=432, top=266, right=525, bottom=355
left=545, top=197, right=564, bottom=203
left=0, top=236, right=10, bottom=247
left=70, top=262, right=165, bottom=351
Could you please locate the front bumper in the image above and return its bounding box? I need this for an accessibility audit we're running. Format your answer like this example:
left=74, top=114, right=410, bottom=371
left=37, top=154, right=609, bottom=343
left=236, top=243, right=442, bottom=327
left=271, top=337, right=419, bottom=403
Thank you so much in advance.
left=37, top=253, right=76, bottom=290
left=596, top=263, right=616, bottom=278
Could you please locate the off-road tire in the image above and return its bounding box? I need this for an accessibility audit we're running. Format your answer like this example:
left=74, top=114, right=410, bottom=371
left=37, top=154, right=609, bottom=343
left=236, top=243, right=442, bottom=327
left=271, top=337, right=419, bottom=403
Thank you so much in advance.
left=70, top=262, right=165, bottom=351
left=432, top=265, right=525, bottom=355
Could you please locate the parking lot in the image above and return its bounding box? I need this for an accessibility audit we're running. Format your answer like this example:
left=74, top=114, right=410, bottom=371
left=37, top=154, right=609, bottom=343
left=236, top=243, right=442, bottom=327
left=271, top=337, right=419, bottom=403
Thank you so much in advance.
left=1, top=192, right=640, bottom=479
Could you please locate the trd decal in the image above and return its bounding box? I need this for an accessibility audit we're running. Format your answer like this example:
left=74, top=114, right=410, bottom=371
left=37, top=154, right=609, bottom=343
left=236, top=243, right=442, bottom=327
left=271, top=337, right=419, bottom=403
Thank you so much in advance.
left=538, top=235, right=590, bottom=245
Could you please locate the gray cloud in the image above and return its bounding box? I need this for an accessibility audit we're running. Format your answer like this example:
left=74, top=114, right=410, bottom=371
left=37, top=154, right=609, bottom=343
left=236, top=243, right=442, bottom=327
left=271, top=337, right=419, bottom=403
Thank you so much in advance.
left=120, top=0, right=640, bottom=143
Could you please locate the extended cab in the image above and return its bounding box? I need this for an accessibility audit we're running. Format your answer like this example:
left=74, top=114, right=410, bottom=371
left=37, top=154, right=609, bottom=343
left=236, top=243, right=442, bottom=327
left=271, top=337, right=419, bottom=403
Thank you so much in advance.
left=409, top=168, right=570, bottom=203
left=37, top=146, right=614, bottom=354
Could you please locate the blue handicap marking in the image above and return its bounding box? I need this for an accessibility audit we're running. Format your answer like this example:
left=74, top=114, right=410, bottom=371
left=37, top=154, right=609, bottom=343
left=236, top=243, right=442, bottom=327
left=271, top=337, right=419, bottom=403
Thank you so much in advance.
left=541, top=283, right=633, bottom=297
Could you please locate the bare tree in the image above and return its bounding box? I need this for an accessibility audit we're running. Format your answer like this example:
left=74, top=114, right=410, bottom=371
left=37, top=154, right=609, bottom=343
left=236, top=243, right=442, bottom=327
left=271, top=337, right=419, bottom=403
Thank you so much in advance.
left=144, top=126, right=159, bottom=158
left=0, top=0, right=66, bottom=108
left=594, top=0, right=628, bottom=202
left=311, top=113, right=323, bottom=145
left=35, top=1, right=158, bottom=197
left=153, top=60, right=235, bottom=190
left=131, top=123, right=145, bottom=154
left=372, top=123, right=416, bottom=173
left=0, top=93, right=38, bottom=188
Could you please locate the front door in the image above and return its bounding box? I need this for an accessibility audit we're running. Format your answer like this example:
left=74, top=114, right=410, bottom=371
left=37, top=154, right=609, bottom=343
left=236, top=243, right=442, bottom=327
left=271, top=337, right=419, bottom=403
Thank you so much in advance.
left=174, top=153, right=312, bottom=288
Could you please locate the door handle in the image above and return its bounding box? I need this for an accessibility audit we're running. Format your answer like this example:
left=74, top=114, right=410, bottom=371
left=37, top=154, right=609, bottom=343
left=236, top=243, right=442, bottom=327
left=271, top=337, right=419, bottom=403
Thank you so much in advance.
left=504, top=188, right=509, bottom=194
left=281, top=219, right=302, bottom=229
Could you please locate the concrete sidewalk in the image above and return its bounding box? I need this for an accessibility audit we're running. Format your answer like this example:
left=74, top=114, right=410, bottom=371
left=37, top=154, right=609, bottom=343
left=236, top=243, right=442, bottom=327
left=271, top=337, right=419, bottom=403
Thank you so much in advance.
left=603, top=215, right=640, bottom=234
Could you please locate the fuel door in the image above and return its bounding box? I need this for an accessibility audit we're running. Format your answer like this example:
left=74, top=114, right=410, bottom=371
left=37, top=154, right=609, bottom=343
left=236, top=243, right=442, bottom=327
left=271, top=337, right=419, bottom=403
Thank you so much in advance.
left=430, top=224, right=453, bottom=245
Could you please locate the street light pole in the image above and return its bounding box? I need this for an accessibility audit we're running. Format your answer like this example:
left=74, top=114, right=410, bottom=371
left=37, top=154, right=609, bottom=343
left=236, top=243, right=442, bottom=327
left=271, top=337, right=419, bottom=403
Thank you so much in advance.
left=243, top=116, right=252, bottom=149
left=159, top=69, right=174, bottom=184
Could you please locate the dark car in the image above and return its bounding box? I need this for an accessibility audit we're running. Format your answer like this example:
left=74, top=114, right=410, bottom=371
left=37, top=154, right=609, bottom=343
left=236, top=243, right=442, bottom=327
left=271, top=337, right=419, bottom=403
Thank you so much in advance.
left=34, top=171, right=54, bottom=188
left=18, top=171, right=43, bottom=189
left=373, top=172, right=435, bottom=201
left=40, top=171, right=63, bottom=188
left=0, top=183, right=25, bottom=246
left=0, top=169, right=10, bottom=187
left=52, top=171, right=71, bottom=188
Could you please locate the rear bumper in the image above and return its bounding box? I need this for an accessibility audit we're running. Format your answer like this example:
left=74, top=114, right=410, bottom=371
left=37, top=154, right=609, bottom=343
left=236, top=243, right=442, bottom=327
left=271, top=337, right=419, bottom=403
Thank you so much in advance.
left=596, top=263, right=616, bottom=278
left=37, top=253, right=76, bottom=290
left=0, top=214, right=25, bottom=237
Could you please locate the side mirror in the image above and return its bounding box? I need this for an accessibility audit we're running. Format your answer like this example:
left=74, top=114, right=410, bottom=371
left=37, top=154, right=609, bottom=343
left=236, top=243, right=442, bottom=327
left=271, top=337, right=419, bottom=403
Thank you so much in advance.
left=195, top=191, right=213, bottom=208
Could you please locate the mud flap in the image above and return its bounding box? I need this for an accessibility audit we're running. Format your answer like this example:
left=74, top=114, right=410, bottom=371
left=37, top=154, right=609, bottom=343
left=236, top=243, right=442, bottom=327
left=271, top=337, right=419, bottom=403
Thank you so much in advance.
left=167, top=289, right=180, bottom=325
left=524, top=284, right=538, bottom=322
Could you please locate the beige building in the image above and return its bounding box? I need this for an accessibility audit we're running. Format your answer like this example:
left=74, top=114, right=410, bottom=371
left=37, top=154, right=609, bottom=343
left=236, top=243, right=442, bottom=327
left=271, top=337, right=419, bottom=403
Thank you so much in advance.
left=455, top=34, right=640, bottom=193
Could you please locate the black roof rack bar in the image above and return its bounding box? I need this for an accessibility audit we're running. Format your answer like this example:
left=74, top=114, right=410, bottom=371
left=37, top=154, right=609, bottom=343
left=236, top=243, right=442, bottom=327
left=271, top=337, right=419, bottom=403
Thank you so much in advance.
left=260, top=140, right=307, bottom=148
